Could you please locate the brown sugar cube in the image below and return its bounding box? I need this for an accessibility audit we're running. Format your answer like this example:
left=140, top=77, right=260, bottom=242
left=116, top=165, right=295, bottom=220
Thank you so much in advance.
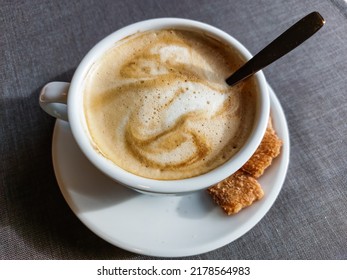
left=207, top=170, right=264, bottom=215
left=241, top=119, right=282, bottom=178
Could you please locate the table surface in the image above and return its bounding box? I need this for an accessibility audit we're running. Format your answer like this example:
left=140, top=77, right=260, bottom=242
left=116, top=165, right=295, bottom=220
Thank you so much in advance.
left=1, top=0, right=346, bottom=260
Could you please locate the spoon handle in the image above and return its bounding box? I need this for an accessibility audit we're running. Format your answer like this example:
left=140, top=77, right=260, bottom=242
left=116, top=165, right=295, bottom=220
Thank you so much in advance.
left=225, top=11, right=325, bottom=86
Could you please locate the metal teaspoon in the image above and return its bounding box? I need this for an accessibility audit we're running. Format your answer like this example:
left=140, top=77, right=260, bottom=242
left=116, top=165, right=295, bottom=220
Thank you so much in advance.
left=225, top=11, right=325, bottom=86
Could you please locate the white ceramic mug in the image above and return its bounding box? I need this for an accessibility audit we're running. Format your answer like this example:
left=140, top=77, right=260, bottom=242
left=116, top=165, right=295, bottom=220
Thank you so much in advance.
left=39, top=18, right=270, bottom=195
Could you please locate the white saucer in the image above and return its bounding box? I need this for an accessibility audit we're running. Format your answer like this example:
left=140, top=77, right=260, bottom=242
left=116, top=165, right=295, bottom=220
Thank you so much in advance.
left=52, top=85, right=289, bottom=258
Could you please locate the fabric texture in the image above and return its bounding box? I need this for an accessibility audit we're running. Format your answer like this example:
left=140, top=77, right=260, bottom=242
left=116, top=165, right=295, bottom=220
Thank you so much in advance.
left=1, top=0, right=346, bottom=259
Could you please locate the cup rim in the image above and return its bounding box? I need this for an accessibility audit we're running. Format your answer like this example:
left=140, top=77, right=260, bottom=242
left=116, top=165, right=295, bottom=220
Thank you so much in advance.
left=68, top=17, right=270, bottom=194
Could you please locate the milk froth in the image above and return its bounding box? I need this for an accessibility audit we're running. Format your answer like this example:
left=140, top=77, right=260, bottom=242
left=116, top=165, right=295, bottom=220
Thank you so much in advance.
left=84, top=29, right=257, bottom=180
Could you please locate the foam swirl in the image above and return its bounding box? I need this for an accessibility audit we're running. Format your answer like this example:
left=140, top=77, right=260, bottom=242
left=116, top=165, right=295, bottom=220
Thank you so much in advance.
left=84, top=29, right=256, bottom=179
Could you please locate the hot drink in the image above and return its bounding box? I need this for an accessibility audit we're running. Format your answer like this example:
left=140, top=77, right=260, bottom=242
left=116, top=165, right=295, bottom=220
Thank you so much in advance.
left=83, top=29, right=257, bottom=180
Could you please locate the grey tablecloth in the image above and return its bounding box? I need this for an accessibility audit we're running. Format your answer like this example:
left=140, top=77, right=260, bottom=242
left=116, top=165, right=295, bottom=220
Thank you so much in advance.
left=1, top=0, right=346, bottom=260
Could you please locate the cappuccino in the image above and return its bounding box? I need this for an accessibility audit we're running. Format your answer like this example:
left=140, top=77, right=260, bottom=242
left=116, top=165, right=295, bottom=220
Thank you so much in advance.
left=83, top=29, right=257, bottom=180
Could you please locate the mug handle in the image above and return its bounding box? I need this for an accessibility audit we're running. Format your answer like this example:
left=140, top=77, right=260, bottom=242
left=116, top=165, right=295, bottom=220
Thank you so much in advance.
left=39, top=82, right=70, bottom=121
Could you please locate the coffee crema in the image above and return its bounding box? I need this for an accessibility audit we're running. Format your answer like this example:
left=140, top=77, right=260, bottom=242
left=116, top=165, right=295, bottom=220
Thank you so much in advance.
left=83, top=29, right=257, bottom=180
